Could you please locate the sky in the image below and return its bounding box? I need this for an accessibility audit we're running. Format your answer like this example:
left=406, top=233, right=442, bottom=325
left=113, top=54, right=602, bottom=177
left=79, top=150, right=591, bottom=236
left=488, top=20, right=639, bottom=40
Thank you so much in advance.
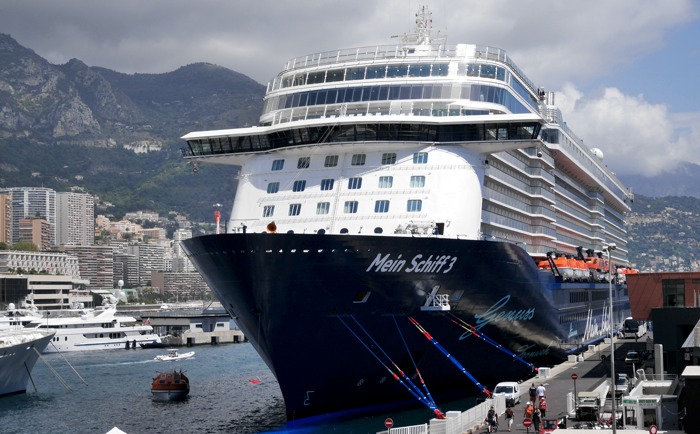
left=1, top=0, right=699, bottom=178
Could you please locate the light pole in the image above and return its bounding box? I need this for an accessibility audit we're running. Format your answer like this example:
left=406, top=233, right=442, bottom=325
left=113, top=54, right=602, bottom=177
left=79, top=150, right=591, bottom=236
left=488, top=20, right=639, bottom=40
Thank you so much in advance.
left=604, top=243, right=617, bottom=432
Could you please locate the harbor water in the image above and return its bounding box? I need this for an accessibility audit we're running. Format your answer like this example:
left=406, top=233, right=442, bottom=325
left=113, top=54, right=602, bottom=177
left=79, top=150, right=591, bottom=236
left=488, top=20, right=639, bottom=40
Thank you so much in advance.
left=0, top=343, right=463, bottom=434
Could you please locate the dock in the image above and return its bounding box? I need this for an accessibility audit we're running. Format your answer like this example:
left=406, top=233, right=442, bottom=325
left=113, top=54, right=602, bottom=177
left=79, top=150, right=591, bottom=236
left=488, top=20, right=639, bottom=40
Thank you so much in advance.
left=380, top=335, right=685, bottom=434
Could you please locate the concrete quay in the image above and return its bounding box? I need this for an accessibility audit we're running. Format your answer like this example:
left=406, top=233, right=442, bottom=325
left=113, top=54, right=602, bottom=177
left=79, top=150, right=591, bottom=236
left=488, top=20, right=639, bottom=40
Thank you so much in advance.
left=492, top=337, right=683, bottom=434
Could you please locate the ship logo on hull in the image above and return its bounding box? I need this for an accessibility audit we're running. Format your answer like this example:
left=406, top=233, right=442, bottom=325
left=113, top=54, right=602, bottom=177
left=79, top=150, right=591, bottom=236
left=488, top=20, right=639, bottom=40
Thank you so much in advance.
left=468, top=295, right=536, bottom=334
left=366, top=253, right=457, bottom=274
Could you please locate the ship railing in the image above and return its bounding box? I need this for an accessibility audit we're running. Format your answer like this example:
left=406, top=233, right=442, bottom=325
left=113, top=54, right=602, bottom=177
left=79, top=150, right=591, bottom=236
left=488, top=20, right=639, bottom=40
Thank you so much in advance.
left=277, top=44, right=537, bottom=91
left=375, top=395, right=506, bottom=434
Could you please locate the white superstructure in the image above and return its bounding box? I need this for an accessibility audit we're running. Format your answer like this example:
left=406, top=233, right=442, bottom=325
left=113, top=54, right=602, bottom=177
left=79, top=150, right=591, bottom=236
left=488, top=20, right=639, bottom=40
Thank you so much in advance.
left=182, top=5, right=633, bottom=265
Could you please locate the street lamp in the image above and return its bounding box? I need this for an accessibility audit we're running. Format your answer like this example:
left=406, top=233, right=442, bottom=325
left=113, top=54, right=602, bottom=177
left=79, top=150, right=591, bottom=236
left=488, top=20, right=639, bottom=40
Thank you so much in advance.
left=604, top=243, right=617, bottom=432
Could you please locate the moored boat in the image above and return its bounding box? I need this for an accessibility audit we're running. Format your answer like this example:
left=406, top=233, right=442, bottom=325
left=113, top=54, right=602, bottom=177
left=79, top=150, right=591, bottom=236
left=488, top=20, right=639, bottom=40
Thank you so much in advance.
left=151, top=370, right=190, bottom=401
left=0, top=329, right=55, bottom=396
left=179, top=5, right=634, bottom=425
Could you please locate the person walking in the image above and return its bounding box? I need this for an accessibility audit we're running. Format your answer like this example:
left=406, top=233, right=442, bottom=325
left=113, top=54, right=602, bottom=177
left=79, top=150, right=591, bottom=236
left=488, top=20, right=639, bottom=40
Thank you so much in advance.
left=539, top=398, right=547, bottom=418
left=536, top=383, right=546, bottom=402
left=529, top=383, right=537, bottom=403
left=524, top=401, right=534, bottom=419
left=532, top=408, right=542, bottom=433
left=540, top=398, right=547, bottom=419
left=486, top=405, right=498, bottom=433
left=505, top=406, right=514, bottom=431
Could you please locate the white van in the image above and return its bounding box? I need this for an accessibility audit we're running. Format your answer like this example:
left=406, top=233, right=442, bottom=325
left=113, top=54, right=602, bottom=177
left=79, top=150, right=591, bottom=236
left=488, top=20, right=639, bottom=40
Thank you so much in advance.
left=493, top=381, right=521, bottom=406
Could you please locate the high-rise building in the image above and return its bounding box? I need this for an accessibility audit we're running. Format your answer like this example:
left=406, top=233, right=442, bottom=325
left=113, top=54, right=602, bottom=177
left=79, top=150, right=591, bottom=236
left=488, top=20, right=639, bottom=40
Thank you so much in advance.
left=0, top=193, right=11, bottom=245
left=56, top=192, right=95, bottom=246
left=172, top=229, right=194, bottom=272
left=127, top=243, right=165, bottom=286
left=62, top=245, right=114, bottom=290
left=18, top=218, right=51, bottom=251
left=0, top=187, right=56, bottom=246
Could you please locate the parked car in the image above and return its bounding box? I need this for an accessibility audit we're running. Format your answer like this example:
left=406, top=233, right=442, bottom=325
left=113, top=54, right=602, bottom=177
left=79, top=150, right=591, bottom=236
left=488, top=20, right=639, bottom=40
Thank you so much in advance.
left=493, top=381, right=520, bottom=406
left=614, top=374, right=629, bottom=396
left=625, top=351, right=641, bottom=365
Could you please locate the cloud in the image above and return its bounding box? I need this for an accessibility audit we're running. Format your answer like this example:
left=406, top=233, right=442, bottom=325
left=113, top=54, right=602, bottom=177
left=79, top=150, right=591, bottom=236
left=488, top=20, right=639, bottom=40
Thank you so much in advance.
left=556, top=85, right=698, bottom=177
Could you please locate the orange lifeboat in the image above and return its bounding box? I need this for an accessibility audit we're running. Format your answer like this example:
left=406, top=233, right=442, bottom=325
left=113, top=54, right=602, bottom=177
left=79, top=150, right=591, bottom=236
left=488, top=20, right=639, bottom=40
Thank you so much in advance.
left=151, top=370, right=190, bottom=401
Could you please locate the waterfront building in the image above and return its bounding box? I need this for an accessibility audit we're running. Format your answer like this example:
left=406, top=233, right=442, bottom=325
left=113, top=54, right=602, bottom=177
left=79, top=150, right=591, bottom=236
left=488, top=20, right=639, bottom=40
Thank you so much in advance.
left=0, top=250, right=80, bottom=277
left=62, top=245, right=115, bottom=290
left=151, top=270, right=210, bottom=301
left=113, top=253, right=139, bottom=288
left=172, top=229, right=194, bottom=273
left=0, top=187, right=57, bottom=246
left=0, top=274, right=90, bottom=310
left=126, top=243, right=165, bottom=286
left=17, top=218, right=51, bottom=251
left=56, top=192, right=95, bottom=246
left=0, top=193, right=11, bottom=245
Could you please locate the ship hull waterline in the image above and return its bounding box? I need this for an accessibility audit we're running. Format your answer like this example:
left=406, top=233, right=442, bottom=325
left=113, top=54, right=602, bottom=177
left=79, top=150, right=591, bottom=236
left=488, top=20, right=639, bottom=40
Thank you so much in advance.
left=183, top=232, right=622, bottom=425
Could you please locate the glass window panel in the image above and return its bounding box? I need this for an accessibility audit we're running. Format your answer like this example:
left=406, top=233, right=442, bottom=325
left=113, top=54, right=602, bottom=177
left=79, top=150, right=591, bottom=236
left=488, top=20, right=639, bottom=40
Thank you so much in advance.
left=374, top=200, right=390, bottom=213
left=378, top=176, right=393, bottom=188
left=344, top=201, right=358, bottom=214
left=325, top=155, right=339, bottom=167
left=288, top=203, right=302, bottom=216
left=407, top=199, right=423, bottom=212
left=326, top=69, right=344, bottom=82
left=410, top=175, right=425, bottom=188
left=348, top=67, right=366, bottom=81
left=292, top=180, right=306, bottom=192
left=297, top=157, right=310, bottom=169
left=316, top=202, right=330, bottom=215
left=348, top=177, right=363, bottom=189
left=351, top=154, right=366, bottom=166
left=263, top=205, right=275, bottom=217
left=381, top=153, right=396, bottom=164
left=366, top=66, right=386, bottom=79
left=413, top=152, right=428, bottom=164
left=267, top=182, right=280, bottom=194
left=320, top=178, right=335, bottom=191
left=271, top=159, right=285, bottom=171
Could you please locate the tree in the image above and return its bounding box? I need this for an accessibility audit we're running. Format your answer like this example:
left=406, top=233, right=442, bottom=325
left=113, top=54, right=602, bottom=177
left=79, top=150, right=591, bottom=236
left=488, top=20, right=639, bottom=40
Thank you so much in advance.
left=12, top=241, right=38, bottom=252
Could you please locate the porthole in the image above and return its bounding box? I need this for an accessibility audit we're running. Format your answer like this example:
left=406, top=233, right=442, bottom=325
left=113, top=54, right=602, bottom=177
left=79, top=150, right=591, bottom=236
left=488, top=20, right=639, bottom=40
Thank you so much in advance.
left=374, top=227, right=383, bottom=234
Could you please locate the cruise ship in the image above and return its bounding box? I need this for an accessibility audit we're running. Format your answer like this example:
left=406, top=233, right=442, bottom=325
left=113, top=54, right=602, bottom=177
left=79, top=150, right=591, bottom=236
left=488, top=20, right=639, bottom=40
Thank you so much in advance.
left=180, top=6, right=633, bottom=425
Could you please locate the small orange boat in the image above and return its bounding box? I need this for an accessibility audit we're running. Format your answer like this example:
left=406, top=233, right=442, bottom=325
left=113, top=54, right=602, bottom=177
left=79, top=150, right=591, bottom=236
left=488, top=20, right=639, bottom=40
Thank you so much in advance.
left=151, top=370, right=190, bottom=401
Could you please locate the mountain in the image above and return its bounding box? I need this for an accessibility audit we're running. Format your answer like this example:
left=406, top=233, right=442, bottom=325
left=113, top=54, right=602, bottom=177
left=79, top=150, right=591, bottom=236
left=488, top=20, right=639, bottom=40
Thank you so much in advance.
left=0, top=33, right=264, bottom=221
left=619, top=162, right=700, bottom=199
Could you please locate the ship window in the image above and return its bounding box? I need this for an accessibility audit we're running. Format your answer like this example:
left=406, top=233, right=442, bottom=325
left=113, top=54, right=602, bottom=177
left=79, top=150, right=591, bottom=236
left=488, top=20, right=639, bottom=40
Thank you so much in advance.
left=407, top=199, right=422, bottom=212
left=271, top=159, right=285, bottom=171
left=307, top=71, right=325, bottom=84
left=344, top=201, right=358, bottom=214
left=381, top=153, right=397, bottom=164
left=480, top=64, right=496, bottom=79
left=325, top=155, right=339, bottom=167
left=292, top=180, right=306, bottom=192
left=288, top=203, right=302, bottom=216
left=297, top=157, right=310, bottom=168
left=262, top=206, right=275, bottom=217
left=387, top=65, right=408, bottom=78
left=413, top=152, right=428, bottom=164
left=347, top=177, right=363, bottom=189
left=374, top=227, right=383, bottom=234
left=340, top=228, right=349, bottom=234
left=320, top=178, right=335, bottom=191
left=347, top=67, right=366, bottom=81
left=374, top=200, right=390, bottom=213
left=433, top=64, right=449, bottom=76
left=378, top=176, right=393, bottom=188
left=267, top=182, right=280, bottom=194
left=410, top=175, right=425, bottom=188
left=316, top=202, right=330, bottom=215
left=327, top=69, right=345, bottom=82
left=662, top=279, right=685, bottom=307
left=351, top=154, right=366, bottom=166
left=366, top=65, right=386, bottom=79
left=409, top=64, right=431, bottom=77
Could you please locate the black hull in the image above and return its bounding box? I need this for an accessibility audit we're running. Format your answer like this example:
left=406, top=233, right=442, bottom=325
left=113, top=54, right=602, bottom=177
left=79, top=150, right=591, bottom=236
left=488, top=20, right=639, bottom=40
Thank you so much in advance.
left=183, top=233, right=626, bottom=425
